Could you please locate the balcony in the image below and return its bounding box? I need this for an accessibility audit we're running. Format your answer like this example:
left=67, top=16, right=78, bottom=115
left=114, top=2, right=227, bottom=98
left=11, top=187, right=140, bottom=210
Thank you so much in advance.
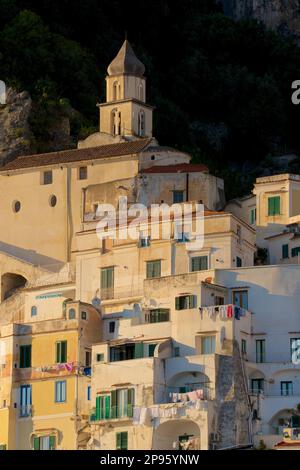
left=90, top=404, right=133, bottom=422
left=167, top=383, right=212, bottom=402
left=101, top=287, right=143, bottom=302
left=19, top=404, right=33, bottom=418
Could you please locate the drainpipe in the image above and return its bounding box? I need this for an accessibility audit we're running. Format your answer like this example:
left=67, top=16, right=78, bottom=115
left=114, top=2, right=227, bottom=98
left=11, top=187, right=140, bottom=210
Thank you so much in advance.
left=186, top=173, right=189, bottom=202
left=238, top=344, right=254, bottom=446
left=75, top=326, right=83, bottom=449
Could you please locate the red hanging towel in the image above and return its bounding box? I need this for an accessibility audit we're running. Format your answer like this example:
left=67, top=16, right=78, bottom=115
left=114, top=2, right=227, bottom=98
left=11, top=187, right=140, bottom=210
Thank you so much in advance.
left=227, top=305, right=233, bottom=318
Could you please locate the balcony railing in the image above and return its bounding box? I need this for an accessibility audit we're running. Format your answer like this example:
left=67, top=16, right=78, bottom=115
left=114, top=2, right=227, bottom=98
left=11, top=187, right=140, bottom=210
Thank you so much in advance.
left=90, top=404, right=133, bottom=422
left=19, top=404, right=33, bottom=418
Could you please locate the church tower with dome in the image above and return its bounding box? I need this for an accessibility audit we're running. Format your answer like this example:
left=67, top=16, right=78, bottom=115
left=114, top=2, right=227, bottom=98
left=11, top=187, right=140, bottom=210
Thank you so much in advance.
left=78, top=40, right=154, bottom=148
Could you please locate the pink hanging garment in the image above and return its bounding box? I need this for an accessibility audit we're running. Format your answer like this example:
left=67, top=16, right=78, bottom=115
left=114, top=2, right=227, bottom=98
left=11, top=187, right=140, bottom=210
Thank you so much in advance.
left=227, top=305, right=233, bottom=318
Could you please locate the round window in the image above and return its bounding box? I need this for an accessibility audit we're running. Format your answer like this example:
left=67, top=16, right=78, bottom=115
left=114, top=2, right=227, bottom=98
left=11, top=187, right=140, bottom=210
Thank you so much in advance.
left=49, top=195, right=57, bottom=207
left=13, top=200, right=21, bottom=213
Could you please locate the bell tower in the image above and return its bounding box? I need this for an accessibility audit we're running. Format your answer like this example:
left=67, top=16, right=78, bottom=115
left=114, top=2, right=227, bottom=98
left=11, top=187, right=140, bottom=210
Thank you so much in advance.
left=98, top=40, right=153, bottom=140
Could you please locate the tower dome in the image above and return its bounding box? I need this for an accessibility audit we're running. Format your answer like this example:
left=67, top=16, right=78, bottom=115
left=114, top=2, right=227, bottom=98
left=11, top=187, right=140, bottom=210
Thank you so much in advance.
left=107, top=40, right=145, bottom=77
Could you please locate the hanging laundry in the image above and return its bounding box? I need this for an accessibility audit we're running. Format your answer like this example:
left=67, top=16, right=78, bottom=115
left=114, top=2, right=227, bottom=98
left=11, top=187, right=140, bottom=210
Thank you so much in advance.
left=133, top=407, right=141, bottom=424
left=187, top=390, right=197, bottom=401
left=234, top=306, right=240, bottom=320
left=139, top=407, right=148, bottom=425
left=199, top=307, right=203, bottom=319
left=219, top=305, right=227, bottom=320
left=151, top=406, right=159, bottom=418
left=227, top=305, right=233, bottom=318
left=207, top=306, right=215, bottom=318
left=196, top=389, right=204, bottom=400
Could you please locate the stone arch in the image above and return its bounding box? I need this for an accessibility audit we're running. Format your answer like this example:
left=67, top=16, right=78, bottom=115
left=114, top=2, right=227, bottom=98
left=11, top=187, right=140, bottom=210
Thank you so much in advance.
left=167, top=370, right=211, bottom=399
left=153, top=419, right=201, bottom=450
left=269, top=408, right=296, bottom=435
left=1, top=272, right=28, bottom=301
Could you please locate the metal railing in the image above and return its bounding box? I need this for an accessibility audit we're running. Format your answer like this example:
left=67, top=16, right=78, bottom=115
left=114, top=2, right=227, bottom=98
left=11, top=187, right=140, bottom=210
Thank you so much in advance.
left=19, top=404, right=33, bottom=418
left=90, top=404, right=133, bottom=421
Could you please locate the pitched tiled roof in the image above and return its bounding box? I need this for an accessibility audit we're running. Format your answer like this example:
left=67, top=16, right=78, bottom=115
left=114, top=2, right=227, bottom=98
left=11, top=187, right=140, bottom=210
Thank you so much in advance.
left=141, top=163, right=208, bottom=174
left=0, top=138, right=152, bottom=172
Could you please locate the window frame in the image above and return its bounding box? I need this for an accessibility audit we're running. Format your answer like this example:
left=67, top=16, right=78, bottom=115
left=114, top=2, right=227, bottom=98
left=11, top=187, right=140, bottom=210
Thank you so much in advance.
left=19, top=344, right=32, bottom=369
left=56, top=340, right=67, bottom=364
left=268, top=195, right=280, bottom=216
left=42, top=170, right=53, bottom=185
left=190, top=255, right=208, bottom=272
left=78, top=166, right=88, bottom=180
left=255, top=339, right=266, bottom=363
left=55, top=380, right=67, bottom=403
left=146, top=260, right=161, bottom=279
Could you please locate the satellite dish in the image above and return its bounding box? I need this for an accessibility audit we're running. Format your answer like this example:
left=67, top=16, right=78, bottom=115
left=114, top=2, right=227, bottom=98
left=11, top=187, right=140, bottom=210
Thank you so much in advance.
left=92, top=297, right=101, bottom=308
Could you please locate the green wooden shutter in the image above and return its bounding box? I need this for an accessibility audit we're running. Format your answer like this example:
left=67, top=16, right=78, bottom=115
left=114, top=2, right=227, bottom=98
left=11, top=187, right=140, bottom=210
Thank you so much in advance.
left=101, top=267, right=114, bottom=289
left=274, top=196, right=280, bottom=215
left=105, top=395, right=111, bottom=419
left=33, top=437, right=40, bottom=450
left=282, top=244, right=289, bottom=259
left=49, top=436, right=56, bottom=450
left=116, top=433, right=122, bottom=450
left=27, top=345, right=31, bottom=368
left=61, top=341, right=67, bottom=362
left=175, top=297, right=180, bottom=310
left=134, top=342, right=144, bottom=359
left=189, top=295, right=196, bottom=308
left=95, top=396, right=101, bottom=420
left=122, top=432, right=128, bottom=450
left=127, top=389, right=134, bottom=417
left=111, top=390, right=117, bottom=418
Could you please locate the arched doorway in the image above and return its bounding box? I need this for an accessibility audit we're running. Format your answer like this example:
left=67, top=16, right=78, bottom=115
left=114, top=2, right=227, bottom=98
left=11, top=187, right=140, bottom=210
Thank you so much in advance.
left=1, top=273, right=27, bottom=301
left=153, top=419, right=200, bottom=450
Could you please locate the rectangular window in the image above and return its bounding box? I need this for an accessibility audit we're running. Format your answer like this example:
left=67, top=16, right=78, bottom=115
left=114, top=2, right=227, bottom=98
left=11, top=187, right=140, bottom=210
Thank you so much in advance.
left=174, top=347, right=180, bottom=357
left=191, top=256, right=208, bottom=272
left=81, top=311, right=87, bottom=320
left=282, top=244, right=289, bottom=259
left=110, top=343, right=136, bottom=362
left=139, top=236, right=150, bottom=248
left=96, top=353, right=104, bottom=362
left=85, top=350, right=91, bottom=367
left=241, top=339, right=247, bottom=355
left=250, top=208, right=256, bottom=225
left=268, top=196, right=280, bottom=216
left=236, top=256, right=242, bottom=268
left=251, top=378, right=264, bottom=394
left=290, top=338, right=300, bottom=362
left=20, top=384, right=31, bottom=417
left=55, top=380, right=66, bottom=403
left=233, top=290, right=248, bottom=309
left=19, top=345, right=31, bottom=368
left=281, top=381, right=293, bottom=396
left=109, top=321, right=116, bottom=333
left=43, top=170, right=53, bottom=185
left=256, top=339, right=266, bottom=363
left=33, top=436, right=55, bottom=450
left=87, top=385, right=91, bottom=401
left=148, top=344, right=157, bottom=357
left=78, top=166, right=87, bottom=180
left=56, top=341, right=67, bottom=363
left=146, top=260, right=161, bottom=279
left=175, top=295, right=197, bottom=310
left=291, top=247, right=300, bottom=258
left=201, top=336, right=216, bottom=355
left=101, top=267, right=114, bottom=299
left=173, top=190, right=184, bottom=204
left=116, top=432, right=128, bottom=450
left=146, top=309, right=170, bottom=323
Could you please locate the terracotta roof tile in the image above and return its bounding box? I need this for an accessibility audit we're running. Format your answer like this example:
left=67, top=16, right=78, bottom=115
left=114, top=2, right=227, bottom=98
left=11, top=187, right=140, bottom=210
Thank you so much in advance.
left=141, top=163, right=208, bottom=174
left=0, top=138, right=152, bottom=172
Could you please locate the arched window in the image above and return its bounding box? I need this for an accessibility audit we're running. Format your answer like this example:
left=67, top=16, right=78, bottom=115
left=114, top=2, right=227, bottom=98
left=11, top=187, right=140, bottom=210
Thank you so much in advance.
left=0, top=80, right=6, bottom=105
left=138, top=110, right=145, bottom=137
left=139, top=83, right=144, bottom=101
left=113, top=81, right=119, bottom=101
left=31, top=306, right=37, bottom=317
left=68, top=308, right=76, bottom=319
left=112, top=109, right=121, bottom=136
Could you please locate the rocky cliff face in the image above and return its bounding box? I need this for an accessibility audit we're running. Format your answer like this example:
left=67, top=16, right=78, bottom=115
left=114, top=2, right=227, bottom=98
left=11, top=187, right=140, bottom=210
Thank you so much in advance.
left=221, top=0, right=300, bottom=37
left=0, top=88, right=33, bottom=165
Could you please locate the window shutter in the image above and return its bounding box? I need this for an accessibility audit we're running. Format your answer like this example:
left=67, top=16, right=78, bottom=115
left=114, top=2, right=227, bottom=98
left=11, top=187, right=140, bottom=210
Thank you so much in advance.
left=111, top=390, right=117, bottom=418
left=95, top=396, right=101, bottom=420
left=122, top=432, right=128, bottom=450
left=27, top=345, right=31, bottom=368
left=116, top=433, right=122, bottom=450
left=189, top=295, right=196, bottom=308
left=175, top=297, right=180, bottom=310
left=126, top=388, right=134, bottom=418
left=62, top=381, right=66, bottom=402
left=134, top=342, right=144, bottom=359
left=56, top=342, right=60, bottom=363
left=148, top=344, right=156, bottom=357
left=275, top=196, right=280, bottom=215
left=33, top=437, right=40, bottom=450
left=61, top=341, right=67, bottom=362
left=105, top=395, right=111, bottom=419
left=49, top=436, right=55, bottom=450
